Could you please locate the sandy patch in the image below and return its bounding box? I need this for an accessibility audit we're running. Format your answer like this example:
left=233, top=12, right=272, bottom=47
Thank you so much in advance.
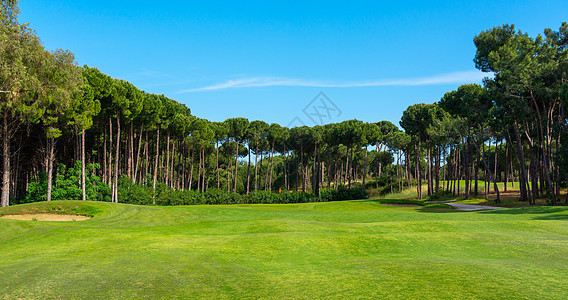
left=0, top=214, right=91, bottom=221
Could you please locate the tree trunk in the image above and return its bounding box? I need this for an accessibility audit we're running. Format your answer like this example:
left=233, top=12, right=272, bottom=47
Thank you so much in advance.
left=416, top=137, right=422, bottom=200
left=226, top=137, right=230, bottom=193
left=144, top=130, right=149, bottom=184
left=254, top=140, right=259, bottom=191
left=464, top=138, right=470, bottom=200
left=246, top=140, right=251, bottom=194
left=494, top=139, right=499, bottom=192
left=114, top=112, right=121, bottom=203
left=427, top=143, right=432, bottom=196
left=285, top=145, right=289, bottom=190
left=46, top=137, right=55, bottom=202
left=216, top=140, right=220, bottom=189
left=189, top=146, right=194, bottom=190
left=197, top=145, right=202, bottom=192
left=475, top=144, right=480, bottom=196
left=362, top=147, right=367, bottom=191
left=511, top=124, right=529, bottom=203
left=103, top=125, right=107, bottom=185
left=153, top=124, right=160, bottom=203
left=165, top=131, right=171, bottom=186
left=128, top=121, right=133, bottom=179
left=300, top=145, right=305, bottom=192
left=269, top=141, right=275, bottom=191
left=529, top=90, right=556, bottom=204
left=108, top=117, right=113, bottom=187
left=457, top=146, right=461, bottom=197
left=348, top=146, right=354, bottom=189
left=81, top=129, right=86, bottom=201
left=202, top=148, right=206, bottom=192
left=234, top=139, right=239, bottom=193
left=134, top=122, right=144, bottom=184
left=171, top=141, right=176, bottom=189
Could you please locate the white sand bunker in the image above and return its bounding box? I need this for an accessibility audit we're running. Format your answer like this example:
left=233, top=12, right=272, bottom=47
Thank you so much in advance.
left=0, top=214, right=92, bottom=221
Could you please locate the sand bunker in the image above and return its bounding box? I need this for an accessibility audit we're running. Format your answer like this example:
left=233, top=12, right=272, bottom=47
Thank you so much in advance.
left=0, top=214, right=92, bottom=221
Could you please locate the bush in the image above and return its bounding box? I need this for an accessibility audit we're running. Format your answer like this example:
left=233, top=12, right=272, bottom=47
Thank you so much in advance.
left=25, top=162, right=110, bottom=203
left=118, top=176, right=153, bottom=205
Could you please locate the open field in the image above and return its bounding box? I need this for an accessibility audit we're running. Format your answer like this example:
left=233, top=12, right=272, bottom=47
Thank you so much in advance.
left=1, top=200, right=567, bottom=299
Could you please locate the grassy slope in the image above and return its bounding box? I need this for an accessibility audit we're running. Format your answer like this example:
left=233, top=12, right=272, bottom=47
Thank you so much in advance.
left=0, top=200, right=567, bottom=299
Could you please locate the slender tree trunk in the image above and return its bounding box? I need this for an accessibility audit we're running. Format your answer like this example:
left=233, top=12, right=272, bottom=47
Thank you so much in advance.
left=153, top=124, right=160, bottom=203
left=81, top=129, right=86, bottom=201
left=134, top=122, right=144, bottom=184
left=171, top=141, right=176, bottom=189
left=247, top=141, right=251, bottom=194
left=103, top=125, right=107, bottom=185
left=529, top=90, right=556, bottom=204
left=269, top=141, right=275, bottom=191
left=504, top=141, right=509, bottom=192
left=128, top=121, right=133, bottom=179
left=457, top=146, right=461, bottom=197
left=46, top=137, right=55, bottom=202
left=416, top=137, right=422, bottom=200
left=300, top=145, right=305, bottom=192
left=264, top=150, right=270, bottom=190
left=464, top=138, right=470, bottom=199
left=254, top=140, right=259, bottom=191
left=476, top=139, right=500, bottom=203
left=108, top=117, right=113, bottom=187
left=189, top=145, right=194, bottom=190
left=165, top=132, right=171, bottom=186
left=144, top=130, right=149, bottom=184
left=475, top=144, right=480, bottom=196
left=226, top=137, right=230, bottom=193
left=348, top=146, right=354, bottom=189
left=202, top=148, right=206, bottom=192
left=494, top=139, right=499, bottom=192
left=426, top=143, right=431, bottom=196
left=114, top=112, right=121, bottom=203
left=234, top=139, right=239, bottom=193
left=362, top=147, right=368, bottom=191
left=435, top=148, right=440, bottom=197
left=197, top=145, right=202, bottom=192
left=285, top=146, right=289, bottom=190
left=216, top=140, right=220, bottom=189
left=530, top=147, right=539, bottom=201
left=511, top=126, right=529, bottom=203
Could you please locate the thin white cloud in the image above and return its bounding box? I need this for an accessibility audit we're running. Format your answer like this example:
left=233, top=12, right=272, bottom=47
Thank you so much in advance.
left=177, top=70, right=490, bottom=93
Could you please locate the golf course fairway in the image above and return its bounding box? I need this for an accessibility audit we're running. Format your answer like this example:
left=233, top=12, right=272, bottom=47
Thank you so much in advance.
left=0, top=200, right=567, bottom=299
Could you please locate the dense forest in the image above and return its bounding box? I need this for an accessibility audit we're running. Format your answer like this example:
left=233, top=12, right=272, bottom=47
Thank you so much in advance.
left=1, top=1, right=567, bottom=207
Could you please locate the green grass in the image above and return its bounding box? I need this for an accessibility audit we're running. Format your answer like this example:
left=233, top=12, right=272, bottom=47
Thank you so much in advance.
left=1, top=200, right=568, bottom=299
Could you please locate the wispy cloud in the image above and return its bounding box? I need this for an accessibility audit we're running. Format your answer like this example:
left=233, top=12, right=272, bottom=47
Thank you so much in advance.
left=177, top=70, right=490, bottom=93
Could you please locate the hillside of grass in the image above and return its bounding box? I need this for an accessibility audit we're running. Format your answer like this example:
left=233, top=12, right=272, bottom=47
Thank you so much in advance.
left=0, top=200, right=567, bottom=298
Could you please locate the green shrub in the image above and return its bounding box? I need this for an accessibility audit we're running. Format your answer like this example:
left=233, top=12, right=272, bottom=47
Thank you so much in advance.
left=25, top=162, right=110, bottom=203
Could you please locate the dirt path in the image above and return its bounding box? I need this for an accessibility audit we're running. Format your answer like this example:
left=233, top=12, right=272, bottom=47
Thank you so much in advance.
left=0, top=214, right=91, bottom=221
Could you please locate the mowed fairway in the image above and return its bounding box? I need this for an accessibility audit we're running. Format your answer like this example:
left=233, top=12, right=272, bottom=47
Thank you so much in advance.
left=1, top=201, right=567, bottom=299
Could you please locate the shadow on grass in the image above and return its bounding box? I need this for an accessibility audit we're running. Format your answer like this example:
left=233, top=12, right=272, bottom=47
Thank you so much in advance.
left=478, top=206, right=568, bottom=221
left=479, top=206, right=568, bottom=215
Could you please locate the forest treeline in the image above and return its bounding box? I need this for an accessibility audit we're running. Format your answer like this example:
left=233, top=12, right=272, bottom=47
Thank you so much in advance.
left=1, top=1, right=567, bottom=207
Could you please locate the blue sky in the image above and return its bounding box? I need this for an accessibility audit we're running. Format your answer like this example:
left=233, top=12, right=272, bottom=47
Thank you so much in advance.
left=19, top=0, right=568, bottom=128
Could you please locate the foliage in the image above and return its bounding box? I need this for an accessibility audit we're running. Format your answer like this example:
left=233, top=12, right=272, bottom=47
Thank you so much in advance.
left=25, top=162, right=110, bottom=203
